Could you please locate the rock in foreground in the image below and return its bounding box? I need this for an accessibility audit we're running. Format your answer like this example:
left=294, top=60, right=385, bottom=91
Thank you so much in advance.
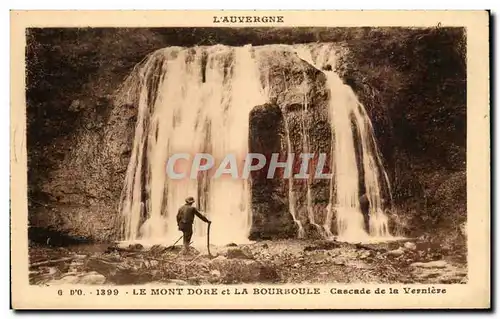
left=29, top=239, right=467, bottom=285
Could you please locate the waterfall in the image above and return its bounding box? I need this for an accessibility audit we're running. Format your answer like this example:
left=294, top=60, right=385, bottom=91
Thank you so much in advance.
left=295, top=44, right=393, bottom=241
left=119, top=43, right=393, bottom=246
left=120, top=45, right=266, bottom=246
left=328, top=71, right=369, bottom=241
left=283, top=117, right=306, bottom=238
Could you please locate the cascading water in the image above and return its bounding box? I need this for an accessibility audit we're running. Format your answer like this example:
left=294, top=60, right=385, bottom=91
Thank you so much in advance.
left=119, top=45, right=266, bottom=246
left=295, top=44, right=393, bottom=241
left=119, top=42, right=394, bottom=246
left=283, top=117, right=305, bottom=239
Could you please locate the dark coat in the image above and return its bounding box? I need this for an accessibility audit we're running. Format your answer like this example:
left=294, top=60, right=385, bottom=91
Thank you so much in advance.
left=176, top=204, right=209, bottom=231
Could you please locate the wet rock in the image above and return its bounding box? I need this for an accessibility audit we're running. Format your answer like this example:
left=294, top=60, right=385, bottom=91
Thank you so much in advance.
left=105, top=245, right=120, bottom=253
left=225, top=247, right=254, bottom=260
left=359, top=250, right=372, bottom=259
left=403, top=242, right=417, bottom=251
left=387, top=248, right=405, bottom=257
left=410, top=260, right=448, bottom=269
left=77, top=271, right=107, bottom=284
left=87, top=257, right=153, bottom=284
left=128, top=243, right=144, bottom=251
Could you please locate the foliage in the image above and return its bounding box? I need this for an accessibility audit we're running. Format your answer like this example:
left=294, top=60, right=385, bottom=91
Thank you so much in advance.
left=336, top=27, right=466, bottom=249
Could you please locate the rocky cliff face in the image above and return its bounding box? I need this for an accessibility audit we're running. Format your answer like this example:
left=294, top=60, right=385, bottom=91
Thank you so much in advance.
left=249, top=48, right=331, bottom=239
left=248, top=103, right=292, bottom=239
left=29, top=94, right=135, bottom=241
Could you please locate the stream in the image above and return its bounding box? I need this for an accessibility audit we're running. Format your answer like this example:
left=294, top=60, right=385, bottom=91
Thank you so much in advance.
left=29, top=238, right=467, bottom=286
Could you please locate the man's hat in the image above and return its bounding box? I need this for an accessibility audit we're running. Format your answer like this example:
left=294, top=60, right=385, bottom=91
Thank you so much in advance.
left=185, top=196, right=195, bottom=204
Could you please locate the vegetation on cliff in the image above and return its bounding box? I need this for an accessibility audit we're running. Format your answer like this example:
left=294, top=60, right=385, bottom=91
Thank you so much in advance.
left=336, top=27, right=466, bottom=251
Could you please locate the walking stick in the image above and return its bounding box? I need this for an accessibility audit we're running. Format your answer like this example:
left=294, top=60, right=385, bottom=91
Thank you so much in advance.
left=207, top=222, right=213, bottom=257
left=167, top=235, right=183, bottom=250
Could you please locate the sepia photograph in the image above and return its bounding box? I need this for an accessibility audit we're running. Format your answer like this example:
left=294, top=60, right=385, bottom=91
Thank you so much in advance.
left=10, top=10, right=490, bottom=309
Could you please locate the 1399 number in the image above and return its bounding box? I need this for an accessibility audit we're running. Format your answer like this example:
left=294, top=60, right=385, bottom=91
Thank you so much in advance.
left=96, top=289, right=119, bottom=296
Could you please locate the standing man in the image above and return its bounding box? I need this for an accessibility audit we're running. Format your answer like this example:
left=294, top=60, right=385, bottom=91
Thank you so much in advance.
left=176, top=196, right=211, bottom=251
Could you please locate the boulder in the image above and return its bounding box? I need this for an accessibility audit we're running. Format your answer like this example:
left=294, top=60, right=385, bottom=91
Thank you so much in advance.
left=224, top=247, right=254, bottom=260
left=129, top=243, right=144, bottom=251
left=387, top=248, right=405, bottom=257
left=77, top=271, right=107, bottom=284
left=209, top=258, right=280, bottom=284
left=86, top=257, right=153, bottom=284
left=403, top=242, right=417, bottom=251
left=359, top=250, right=372, bottom=259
